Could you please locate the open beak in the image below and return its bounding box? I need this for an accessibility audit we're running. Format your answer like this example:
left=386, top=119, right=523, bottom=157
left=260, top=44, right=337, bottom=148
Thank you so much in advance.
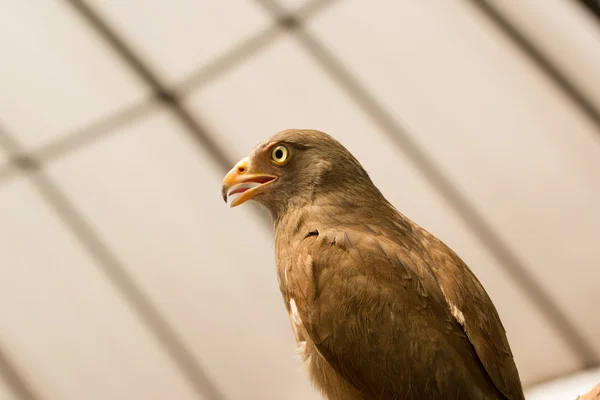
left=221, top=157, right=277, bottom=208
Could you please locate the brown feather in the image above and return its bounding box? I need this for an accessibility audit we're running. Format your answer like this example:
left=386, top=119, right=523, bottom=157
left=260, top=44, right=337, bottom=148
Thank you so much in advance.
left=234, top=129, right=525, bottom=400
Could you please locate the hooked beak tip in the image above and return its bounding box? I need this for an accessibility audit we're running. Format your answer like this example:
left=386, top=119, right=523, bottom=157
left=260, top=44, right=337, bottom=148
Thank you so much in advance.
left=221, top=185, right=228, bottom=203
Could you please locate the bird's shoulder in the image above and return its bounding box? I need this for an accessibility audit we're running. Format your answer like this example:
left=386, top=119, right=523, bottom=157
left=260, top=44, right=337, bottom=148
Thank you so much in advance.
left=280, top=221, right=488, bottom=398
left=278, top=215, right=445, bottom=313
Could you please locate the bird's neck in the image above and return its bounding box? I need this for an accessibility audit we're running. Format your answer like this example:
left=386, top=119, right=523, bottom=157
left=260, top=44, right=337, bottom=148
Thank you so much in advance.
left=271, top=190, right=396, bottom=242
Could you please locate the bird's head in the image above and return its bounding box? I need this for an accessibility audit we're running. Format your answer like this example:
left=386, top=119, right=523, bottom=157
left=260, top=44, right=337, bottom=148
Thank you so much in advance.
left=221, top=129, right=381, bottom=217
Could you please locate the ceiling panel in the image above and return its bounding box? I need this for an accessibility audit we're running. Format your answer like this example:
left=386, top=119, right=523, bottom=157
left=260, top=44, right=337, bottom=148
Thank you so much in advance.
left=0, top=0, right=595, bottom=397
left=0, top=1, right=148, bottom=152
left=485, top=0, right=600, bottom=109
left=310, top=0, right=600, bottom=357
left=0, top=178, right=200, bottom=400
left=47, top=109, right=319, bottom=400
left=87, top=0, right=271, bottom=85
left=184, top=34, right=580, bottom=385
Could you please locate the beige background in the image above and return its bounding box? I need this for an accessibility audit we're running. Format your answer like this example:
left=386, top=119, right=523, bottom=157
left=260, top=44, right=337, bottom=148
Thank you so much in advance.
left=0, top=0, right=599, bottom=399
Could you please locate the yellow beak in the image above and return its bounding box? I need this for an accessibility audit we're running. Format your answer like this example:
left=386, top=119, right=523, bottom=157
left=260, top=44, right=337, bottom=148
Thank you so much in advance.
left=221, top=157, right=277, bottom=208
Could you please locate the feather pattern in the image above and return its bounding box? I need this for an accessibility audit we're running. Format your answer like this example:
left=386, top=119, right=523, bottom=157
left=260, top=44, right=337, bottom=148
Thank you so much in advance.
left=225, top=129, right=525, bottom=400
left=276, top=206, right=523, bottom=399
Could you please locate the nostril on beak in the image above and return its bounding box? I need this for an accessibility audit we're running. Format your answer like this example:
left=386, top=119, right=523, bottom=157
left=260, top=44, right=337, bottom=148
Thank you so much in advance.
left=238, top=165, right=245, bottom=173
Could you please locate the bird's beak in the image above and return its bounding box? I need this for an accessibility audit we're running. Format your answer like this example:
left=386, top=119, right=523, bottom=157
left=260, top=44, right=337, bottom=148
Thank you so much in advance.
left=221, top=157, right=277, bottom=208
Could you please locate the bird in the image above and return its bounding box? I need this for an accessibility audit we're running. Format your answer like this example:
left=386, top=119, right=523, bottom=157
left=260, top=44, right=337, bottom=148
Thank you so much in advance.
left=221, top=129, right=525, bottom=400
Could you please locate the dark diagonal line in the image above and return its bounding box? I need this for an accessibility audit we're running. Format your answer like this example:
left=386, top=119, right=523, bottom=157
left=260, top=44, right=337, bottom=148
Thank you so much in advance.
left=577, top=0, right=600, bottom=20
left=465, top=0, right=600, bottom=133
left=37, top=98, right=159, bottom=164
left=254, top=0, right=600, bottom=367
left=0, top=100, right=156, bottom=186
left=64, top=0, right=272, bottom=233
left=176, top=25, right=282, bottom=95
left=0, top=125, right=26, bottom=185
left=64, top=0, right=234, bottom=173
left=176, top=0, right=339, bottom=95
left=0, top=127, right=22, bottom=154
left=0, top=0, right=338, bottom=191
left=294, top=0, right=340, bottom=19
left=0, top=344, right=41, bottom=400
left=0, top=126, right=228, bottom=400
left=30, top=172, right=228, bottom=400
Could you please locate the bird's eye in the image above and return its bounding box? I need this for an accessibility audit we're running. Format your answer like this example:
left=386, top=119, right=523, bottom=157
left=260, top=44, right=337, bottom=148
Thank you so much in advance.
left=271, top=144, right=290, bottom=165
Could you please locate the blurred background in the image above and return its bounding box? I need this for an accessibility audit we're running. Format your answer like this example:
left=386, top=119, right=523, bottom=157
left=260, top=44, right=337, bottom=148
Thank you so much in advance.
left=1, top=0, right=599, bottom=399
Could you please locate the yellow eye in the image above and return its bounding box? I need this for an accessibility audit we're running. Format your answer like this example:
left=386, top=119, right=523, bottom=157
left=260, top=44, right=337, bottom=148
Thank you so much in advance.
left=271, top=144, right=290, bottom=165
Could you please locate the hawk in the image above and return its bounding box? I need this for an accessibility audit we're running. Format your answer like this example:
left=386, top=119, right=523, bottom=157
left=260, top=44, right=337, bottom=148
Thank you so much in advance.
left=222, top=129, right=524, bottom=400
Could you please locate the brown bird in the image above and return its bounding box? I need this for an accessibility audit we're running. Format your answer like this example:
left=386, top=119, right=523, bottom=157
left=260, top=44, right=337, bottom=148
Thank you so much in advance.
left=221, top=129, right=525, bottom=400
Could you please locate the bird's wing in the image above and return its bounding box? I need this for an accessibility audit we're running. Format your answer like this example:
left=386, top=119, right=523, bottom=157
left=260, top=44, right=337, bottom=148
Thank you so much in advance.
left=288, top=227, right=511, bottom=399
left=418, top=227, right=525, bottom=400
